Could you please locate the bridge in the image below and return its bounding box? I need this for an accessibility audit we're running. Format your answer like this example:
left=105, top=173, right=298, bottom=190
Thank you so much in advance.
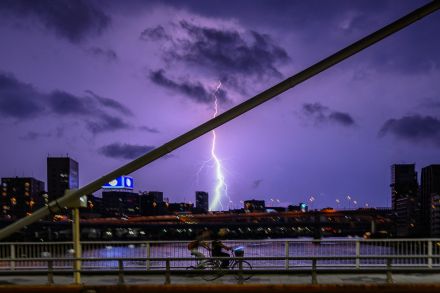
left=0, top=1, right=440, bottom=291
left=1, top=238, right=440, bottom=286
left=0, top=209, right=394, bottom=241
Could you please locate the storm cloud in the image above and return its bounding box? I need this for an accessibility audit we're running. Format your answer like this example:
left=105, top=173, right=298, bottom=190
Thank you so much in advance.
left=379, top=115, right=440, bottom=146
left=149, top=69, right=228, bottom=104
left=0, top=72, right=44, bottom=119
left=303, top=102, right=356, bottom=127
left=86, top=114, right=131, bottom=134
left=0, top=0, right=110, bottom=43
left=143, top=21, right=289, bottom=78
left=0, top=72, right=135, bottom=135
left=84, top=90, right=132, bottom=115
left=85, top=47, right=118, bottom=62
left=99, top=143, right=156, bottom=160
left=143, top=20, right=290, bottom=100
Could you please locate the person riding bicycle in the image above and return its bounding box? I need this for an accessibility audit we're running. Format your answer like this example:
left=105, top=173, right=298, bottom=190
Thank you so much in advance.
left=211, top=228, right=232, bottom=268
left=188, top=230, right=210, bottom=267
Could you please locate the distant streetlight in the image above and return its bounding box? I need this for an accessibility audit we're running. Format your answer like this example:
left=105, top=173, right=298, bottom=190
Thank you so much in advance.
left=335, top=199, right=340, bottom=210
left=309, top=196, right=315, bottom=209
left=346, top=195, right=352, bottom=209
left=353, top=200, right=358, bottom=208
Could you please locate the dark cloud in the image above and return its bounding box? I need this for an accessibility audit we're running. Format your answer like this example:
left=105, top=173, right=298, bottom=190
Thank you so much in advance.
left=86, top=114, right=131, bottom=134
left=0, top=72, right=134, bottom=135
left=252, top=179, right=263, bottom=189
left=142, top=20, right=290, bottom=99
left=303, top=102, right=356, bottom=127
left=139, top=126, right=160, bottom=133
left=99, top=143, right=156, bottom=160
left=85, top=90, right=132, bottom=115
left=140, top=25, right=169, bottom=41
left=48, top=90, right=91, bottom=115
left=86, top=47, right=118, bottom=62
left=19, top=131, right=50, bottom=141
left=329, top=112, right=355, bottom=126
left=19, top=127, right=64, bottom=140
left=379, top=115, right=440, bottom=146
left=0, top=72, right=45, bottom=119
left=0, top=0, right=110, bottom=43
left=164, top=1, right=440, bottom=75
left=149, top=69, right=228, bottom=104
left=143, top=21, right=289, bottom=78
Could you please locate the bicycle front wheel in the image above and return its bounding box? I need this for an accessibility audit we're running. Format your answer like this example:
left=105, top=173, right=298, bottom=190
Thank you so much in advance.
left=201, top=260, right=224, bottom=281
left=232, top=260, right=253, bottom=281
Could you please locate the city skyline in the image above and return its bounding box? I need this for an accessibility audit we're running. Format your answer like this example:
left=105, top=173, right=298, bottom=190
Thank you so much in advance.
left=1, top=1, right=440, bottom=209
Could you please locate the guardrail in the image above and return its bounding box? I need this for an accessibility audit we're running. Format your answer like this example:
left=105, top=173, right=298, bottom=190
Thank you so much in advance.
left=2, top=238, right=440, bottom=270
left=1, top=255, right=440, bottom=285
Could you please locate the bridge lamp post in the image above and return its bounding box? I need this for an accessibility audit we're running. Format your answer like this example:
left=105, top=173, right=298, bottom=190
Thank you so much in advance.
left=309, top=196, right=315, bottom=210
left=335, top=199, right=340, bottom=210
left=346, top=195, right=352, bottom=210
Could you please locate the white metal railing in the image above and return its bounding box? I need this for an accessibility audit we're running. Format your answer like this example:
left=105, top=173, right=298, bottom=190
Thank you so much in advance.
left=1, top=238, right=440, bottom=271
left=2, top=255, right=440, bottom=285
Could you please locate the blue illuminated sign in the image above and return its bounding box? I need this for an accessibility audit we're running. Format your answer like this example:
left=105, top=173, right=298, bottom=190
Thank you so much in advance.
left=102, top=176, right=134, bottom=189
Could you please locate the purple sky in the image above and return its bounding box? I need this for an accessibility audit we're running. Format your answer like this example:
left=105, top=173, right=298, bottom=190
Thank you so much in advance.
left=0, top=0, right=439, bottom=210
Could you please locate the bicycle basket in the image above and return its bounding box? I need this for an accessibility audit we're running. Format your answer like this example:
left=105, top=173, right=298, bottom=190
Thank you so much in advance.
left=233, top=246, right=244, bottom=257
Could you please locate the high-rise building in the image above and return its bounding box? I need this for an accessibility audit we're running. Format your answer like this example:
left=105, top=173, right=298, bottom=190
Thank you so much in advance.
left=431, top=194, right=440, bottom=237
left=391, top=164, right=418, bottom=210
left=421, top=165, right=440, bottom=236
left=244, top=199, right=266, bottom=211
left=390, top=164, right=420, bottom=237
left=195, top=191, right=209, bottom=213
left=47, top=157, right=79, bottom=201
left=102, top=190, right=140, bottom=217
left=139, top=191, right=165, bottom=215
left=1, top=177, right=45, bottom=219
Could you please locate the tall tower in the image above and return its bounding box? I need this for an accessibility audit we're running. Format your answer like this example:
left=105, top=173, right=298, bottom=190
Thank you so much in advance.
left=195, top=191, right=209, bottom=213
left=421, top=165, right=440, bottom=236
left=390, top=164, right=419, bottom=237
left=47, top=157, right=79, bottom=201
left=391, top=164, right=418, bottom=210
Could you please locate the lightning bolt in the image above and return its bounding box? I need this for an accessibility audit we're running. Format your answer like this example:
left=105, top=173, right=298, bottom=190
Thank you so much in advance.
left=208, top=81, right=229, bottom=211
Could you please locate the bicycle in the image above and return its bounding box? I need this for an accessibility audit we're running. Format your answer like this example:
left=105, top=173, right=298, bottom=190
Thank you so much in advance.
left=186, top=246, right=253, bottom=281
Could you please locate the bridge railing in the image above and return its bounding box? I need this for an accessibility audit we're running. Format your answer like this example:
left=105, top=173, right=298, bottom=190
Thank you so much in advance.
left=1, top=255, right=440, bottom=285
left=1, top=238, right=440, bottom=270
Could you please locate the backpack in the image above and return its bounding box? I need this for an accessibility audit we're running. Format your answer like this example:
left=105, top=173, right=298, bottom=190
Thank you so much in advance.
left=188, top=240, right=199, bottom=250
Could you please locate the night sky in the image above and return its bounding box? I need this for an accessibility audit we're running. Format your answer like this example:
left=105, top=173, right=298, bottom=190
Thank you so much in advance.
left=0, top=0, right=439, bottom=210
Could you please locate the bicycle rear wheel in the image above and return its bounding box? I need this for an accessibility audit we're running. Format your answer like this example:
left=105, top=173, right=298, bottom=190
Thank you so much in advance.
left=232, top=260, right=253, bottom=281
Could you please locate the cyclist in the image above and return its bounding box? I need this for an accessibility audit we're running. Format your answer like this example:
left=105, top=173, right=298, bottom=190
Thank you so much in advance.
left=188, top=230, right=210, bottom=267
left=211, top=228, right=232, bottom=268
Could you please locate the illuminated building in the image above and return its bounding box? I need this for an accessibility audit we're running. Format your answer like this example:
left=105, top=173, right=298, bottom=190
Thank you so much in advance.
left=140, top=191, right=165, bottom=215
left=288, top=203, right=308, bottom=212
left=421, top=165, right=440, bottom=236
left=168, top=202, right=194, bottom=213
left=431, top=194, right=440, bottom=237
left=1, top=177, right=45, bottom=219
left=101, top=176, right=139, bottom=217
left=244, top=199, right=265, bottom=212
left=47, top=156, right=78, bottom=201
left=391, top=164, right=420, bottom=237
left=195, top=191, right=209, bottom=213
left=391, top=164, right=418, bottom=210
